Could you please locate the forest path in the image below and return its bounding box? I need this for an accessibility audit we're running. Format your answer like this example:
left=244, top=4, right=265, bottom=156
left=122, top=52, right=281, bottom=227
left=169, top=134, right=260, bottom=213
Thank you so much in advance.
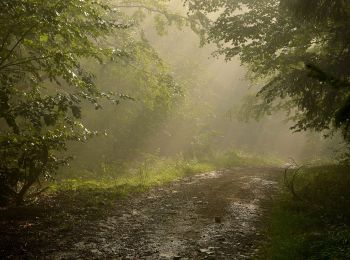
left=52, top=167, right=280, bottom=259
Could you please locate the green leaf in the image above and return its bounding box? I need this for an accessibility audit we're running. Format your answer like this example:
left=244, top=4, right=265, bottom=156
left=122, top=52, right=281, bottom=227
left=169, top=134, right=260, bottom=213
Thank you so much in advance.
left=39, top=34, right=49, bottom=43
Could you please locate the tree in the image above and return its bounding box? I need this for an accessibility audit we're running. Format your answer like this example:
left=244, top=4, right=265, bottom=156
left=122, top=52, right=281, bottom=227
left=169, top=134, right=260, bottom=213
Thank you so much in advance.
left=184, top=0, right=350, bottom=145
left=61, top=1, right=205, bottom=167
left=0, top=0, right=134, bottom=206
left=0, top=0, right=204, bottom=206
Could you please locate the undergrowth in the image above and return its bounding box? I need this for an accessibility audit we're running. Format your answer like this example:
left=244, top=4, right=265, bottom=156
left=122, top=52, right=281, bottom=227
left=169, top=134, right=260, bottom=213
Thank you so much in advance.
left=0, top=151, right=280, bottom=256
left=51, top=150, right=280, bottom=206
left=15, top=150, right=278, bottom=220
left=50, top=158, right=215, bottom=207
left=211, top=150, right=282, bottom=168
left=262, top=164, right=350, bottom=259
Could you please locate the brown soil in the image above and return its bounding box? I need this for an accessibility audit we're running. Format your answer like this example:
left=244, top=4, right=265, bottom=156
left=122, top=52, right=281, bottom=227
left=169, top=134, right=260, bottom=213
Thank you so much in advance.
left=1, top=167, right=281, bottom=259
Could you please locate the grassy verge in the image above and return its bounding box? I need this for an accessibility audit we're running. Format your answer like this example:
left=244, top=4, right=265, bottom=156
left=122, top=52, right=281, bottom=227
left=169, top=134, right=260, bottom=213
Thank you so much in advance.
left=49, top=158, right=215, bottom=214
left=210, top=150, right=282, bottom=168
left=0, top=158, right=215, bottom=256
left=261, top=164, right=350, bottom=259
left=0, top=151, right=280, bottom=256
left=51, top=150, right=281, bottom=211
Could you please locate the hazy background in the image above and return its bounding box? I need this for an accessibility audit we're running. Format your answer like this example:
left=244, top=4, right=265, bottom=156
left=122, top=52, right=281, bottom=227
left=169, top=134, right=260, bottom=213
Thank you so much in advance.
left=65, top=2, right=343, bottom=172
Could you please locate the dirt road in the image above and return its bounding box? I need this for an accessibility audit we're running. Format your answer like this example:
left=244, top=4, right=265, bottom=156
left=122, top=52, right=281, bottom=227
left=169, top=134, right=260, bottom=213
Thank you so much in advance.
left=49, top=167, right=280, bottom=259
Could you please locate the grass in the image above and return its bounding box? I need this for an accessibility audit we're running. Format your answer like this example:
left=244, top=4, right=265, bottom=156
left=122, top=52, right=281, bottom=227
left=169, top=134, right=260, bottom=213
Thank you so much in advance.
left=261, top=164, right=350, bottom=260
left=17, top=150, right=278, bottom=225
left=38, top=151, right=280, bottom=229
left=211, top=150, right=282, bottom=168
left=52, top=158, right=215, bottom=199
left=35, top=158, right=217, bottom=222
left=51, top=150, right=280, bottom=209
left=0, top=151, right=280, bottom=257
left=0, top=158, right=216, bottom=256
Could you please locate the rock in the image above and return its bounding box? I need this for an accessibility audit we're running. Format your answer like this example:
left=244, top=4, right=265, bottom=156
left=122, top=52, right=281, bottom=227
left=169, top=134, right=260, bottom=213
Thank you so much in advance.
left=91, top=249, right=102, bottom=255
left=199, top=248, right=214, bottom=255
left=120, top=214, right=131, bottom=220
left=213, top=235, right=225, bottom=241
left=74, top=242, right=86, bottom=250
left=214, top=217, right=222, bottom=223
left=159, top=253, right=174, bottom=259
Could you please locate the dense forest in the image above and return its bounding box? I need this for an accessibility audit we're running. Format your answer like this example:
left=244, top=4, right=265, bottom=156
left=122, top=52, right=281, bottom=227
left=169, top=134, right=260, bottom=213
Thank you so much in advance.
left=1, top=0, right=350, bottom=259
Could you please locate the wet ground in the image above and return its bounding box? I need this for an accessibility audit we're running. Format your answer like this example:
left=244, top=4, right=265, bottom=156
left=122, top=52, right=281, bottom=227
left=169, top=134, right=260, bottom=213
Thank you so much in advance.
left=48, top=167, right=280, bottom=259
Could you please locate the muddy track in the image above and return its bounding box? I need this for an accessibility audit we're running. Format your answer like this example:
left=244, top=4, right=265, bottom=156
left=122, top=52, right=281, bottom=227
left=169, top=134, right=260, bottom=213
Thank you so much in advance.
left=49, top=167, right=280, bottom=259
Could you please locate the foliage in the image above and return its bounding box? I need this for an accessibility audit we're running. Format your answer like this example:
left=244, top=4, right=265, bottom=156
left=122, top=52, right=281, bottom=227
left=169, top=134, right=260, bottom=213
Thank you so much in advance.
left=113, top=0, right=208, bottom=40
left=50, top=149, right=277, bottom=212
left=0, top=0, right=190, bottom=206
left=212, top=150, right=282, bottom=168
left=262, top=164, right=350, bottom=259
left=185, top=0, right=350, bottom=145
left=62, top=150, right=280, bottom=185
left=0, top=0, right=124, bottom=206
left=55, top=156, right=214, bottom=190
left=64, top=1, right=208, bottom=166
left=71, top=37, right=182, bottom=165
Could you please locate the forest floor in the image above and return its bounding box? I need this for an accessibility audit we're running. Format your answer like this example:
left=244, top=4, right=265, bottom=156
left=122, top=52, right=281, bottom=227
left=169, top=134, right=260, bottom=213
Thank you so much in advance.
left=1, top=167, right=281, bottom=259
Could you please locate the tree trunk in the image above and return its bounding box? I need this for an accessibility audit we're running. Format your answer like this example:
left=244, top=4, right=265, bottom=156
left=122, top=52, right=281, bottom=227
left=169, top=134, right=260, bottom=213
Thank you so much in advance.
left=15, top=181, right=33, bottom=206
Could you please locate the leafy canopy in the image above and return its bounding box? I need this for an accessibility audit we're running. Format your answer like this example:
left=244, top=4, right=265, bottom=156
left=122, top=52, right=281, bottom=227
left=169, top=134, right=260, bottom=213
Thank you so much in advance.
left=185, top=0, right=350, bottom=144
left=0, top=0, right=205, bottom=205
left=0, top=0, right=173, bottom=205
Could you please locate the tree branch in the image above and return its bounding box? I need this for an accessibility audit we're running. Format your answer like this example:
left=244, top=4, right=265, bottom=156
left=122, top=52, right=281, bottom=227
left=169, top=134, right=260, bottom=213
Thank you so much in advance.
left=0, top=24, right=37, bottom=67
left=114, top=4, right=203, bottom=27
left=0, top=50, right=101, bottom=71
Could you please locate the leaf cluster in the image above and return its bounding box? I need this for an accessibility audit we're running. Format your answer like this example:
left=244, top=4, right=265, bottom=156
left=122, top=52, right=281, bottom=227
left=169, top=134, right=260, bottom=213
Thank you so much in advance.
left=185, top=0, right=350, bottom=145
left=0, top=0, right=131, bottom=205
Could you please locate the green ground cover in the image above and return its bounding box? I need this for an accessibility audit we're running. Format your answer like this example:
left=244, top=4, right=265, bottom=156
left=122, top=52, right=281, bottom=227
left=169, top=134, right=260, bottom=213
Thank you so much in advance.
left=262, top=164, right=350, bottom=259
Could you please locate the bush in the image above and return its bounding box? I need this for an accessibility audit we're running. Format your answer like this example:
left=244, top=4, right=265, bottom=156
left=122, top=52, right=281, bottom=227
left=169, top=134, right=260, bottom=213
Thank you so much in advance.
left=263, top=164, right=350, bottom=259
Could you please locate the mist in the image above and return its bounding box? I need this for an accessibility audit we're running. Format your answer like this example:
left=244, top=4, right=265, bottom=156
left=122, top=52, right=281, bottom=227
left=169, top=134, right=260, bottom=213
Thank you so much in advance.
left=1, top=1, right=349, bottom=258
left=67, top=4, right=341, bottom=172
